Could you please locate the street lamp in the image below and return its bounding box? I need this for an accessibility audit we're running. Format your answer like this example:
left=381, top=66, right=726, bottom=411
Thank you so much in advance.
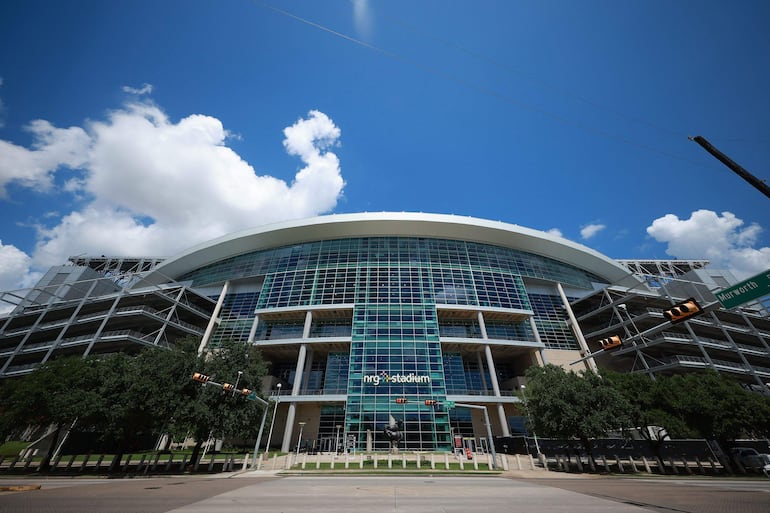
left=295, top=421, right=306, bottom=458
left=519, top=385, right=541, bottom=456
left=233, top=370, right=243, bottom=392
left=264, top=383, right=282, bottom=457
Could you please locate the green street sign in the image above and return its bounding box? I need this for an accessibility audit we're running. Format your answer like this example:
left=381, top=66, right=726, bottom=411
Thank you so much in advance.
left=715, top=269, right=770, bottom=309
left=445, top=401, right=455, bottom=409
left=247, top=392, right=259, bottom=402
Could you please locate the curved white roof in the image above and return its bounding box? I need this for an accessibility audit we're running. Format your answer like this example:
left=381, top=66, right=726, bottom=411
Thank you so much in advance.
left=141, top=212, right=638, bottom=287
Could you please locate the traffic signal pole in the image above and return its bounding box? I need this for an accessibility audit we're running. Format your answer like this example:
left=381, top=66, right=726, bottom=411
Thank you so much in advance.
left=192, top=372, right=269, bottom=468
left=689, top=135, right=770, bottom=199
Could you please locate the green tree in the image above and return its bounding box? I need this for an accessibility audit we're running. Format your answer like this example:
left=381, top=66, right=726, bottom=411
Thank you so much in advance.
left=604, top=370, right=770, bottom=444
left=0, top=356, right=104, bottom=471
left=525, top=364, right=633, bottom=465
left=174, top=339, right=269, bottom=466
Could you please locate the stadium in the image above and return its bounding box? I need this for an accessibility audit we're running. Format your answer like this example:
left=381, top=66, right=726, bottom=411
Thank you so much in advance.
left=1, top=212, right=768, bottom=453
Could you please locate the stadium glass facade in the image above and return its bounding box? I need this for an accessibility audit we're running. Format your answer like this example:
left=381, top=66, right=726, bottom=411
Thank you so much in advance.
left=138, top=213, right=634, bottom=452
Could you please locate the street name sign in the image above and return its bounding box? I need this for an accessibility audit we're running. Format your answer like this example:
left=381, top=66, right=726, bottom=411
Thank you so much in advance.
left=715, top=269, right=770, bottom=309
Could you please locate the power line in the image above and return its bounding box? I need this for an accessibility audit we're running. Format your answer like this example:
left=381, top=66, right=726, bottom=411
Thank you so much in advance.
left=251, top=1, right=721, bottom=172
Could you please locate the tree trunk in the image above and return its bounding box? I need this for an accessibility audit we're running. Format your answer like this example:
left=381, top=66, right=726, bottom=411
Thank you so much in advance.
left=37, top=424, right=62, bottom=473
left=108, top=452, right=124, bottom=473
left=188, top=439, right=204, bottom=469
left=580, top=436, right=597, bottom=471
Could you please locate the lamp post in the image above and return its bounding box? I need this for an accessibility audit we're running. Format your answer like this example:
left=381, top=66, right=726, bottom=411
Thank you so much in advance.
left=295, top=421, right=306, bottom=458
left=233, top=370, right=243, bottom=393
left=264, top=383, right=282, bottom=457
left=519, top=385, right=541, bottom=456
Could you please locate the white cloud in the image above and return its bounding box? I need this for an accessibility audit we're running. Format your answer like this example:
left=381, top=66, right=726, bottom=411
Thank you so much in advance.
left=0, top=240, right=33, bottom=291
left=352, top=0, right=373, bottom=39
left=0, top=100, right=346, bottom=288
left=0, top=120, right=90, bottom=196
left=122, top=83, right=153, bottom=95
left=646, top=209, right=770, bottom=280
left=546, top=228, right=563, bottom=238
left=580, top=223, right=606, bottom=240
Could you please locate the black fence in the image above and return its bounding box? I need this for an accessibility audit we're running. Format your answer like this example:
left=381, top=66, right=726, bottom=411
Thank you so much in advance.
left=496, top=436, right=770, bottom=475
left=0, top=452, right=247, bottom=476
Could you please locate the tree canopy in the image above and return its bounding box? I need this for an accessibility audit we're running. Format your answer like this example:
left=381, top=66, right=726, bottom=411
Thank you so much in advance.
left=523, top=364, right=633, bottom=458
left=0, top=338, right=268, bottom=466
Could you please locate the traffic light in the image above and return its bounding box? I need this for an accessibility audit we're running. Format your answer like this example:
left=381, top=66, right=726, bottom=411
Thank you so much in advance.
left=240, top=388, right=251, bottom=396
left=222, top=383, right=235, bottom=392
left=663, top=298, right=702, bottom=324
left=192, top=372, right=210, bottom=383
left=598, top=335, right=622, bottom=351
left=395, top=398, right=408, bottom=404
left=424, top=400, right=438, bottom=406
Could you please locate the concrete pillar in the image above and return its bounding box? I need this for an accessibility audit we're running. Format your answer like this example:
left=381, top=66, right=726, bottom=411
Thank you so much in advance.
left=198, top=281, right=229, bottom=356
left=247, top=314, right=260, bottom=343
left=528, top=317, right=548, bottom=365
left=479, top=311, right=511, bottom=437
left=556, top=282, right=597, bottom=373
left=280, top=313, right=312, bottom=452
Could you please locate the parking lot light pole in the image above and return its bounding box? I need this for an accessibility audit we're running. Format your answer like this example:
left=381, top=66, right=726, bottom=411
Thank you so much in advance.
left=264, top=383, right=282, bottom=457
left=295, top=421, right=306, bottom=458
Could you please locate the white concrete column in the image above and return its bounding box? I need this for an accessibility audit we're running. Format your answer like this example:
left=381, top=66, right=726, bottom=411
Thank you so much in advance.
left=556, top=282, right=597, bottom=373
left=528, top=316, right=548, bottom=365
left=280, top=311, right=312, bottom=452
left=302, top=350, right=314, bottom=394
left=246, top=314, right=260, bottom=343
left=479, top=311, right=511, bottom=437
left=198, top=280, right=229, bottom=356
left=476, top=352, right=489, bottom=391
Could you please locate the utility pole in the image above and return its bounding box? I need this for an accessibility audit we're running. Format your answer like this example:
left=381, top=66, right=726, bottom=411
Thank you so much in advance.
left=689, top=135, right=770, bottom=199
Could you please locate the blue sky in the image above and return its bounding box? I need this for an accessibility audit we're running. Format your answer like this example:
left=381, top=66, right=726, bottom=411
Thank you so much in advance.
left=0, top=0, right=769, bottom=291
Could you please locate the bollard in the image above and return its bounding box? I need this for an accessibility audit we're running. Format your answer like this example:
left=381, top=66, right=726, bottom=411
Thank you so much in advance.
left=179, top=454, right=188, bottom=473
left=668, top=457, right=679, bottom=475
left=444, top=453, right=449, bottom=470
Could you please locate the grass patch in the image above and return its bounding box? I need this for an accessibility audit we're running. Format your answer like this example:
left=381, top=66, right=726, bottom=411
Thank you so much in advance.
left=0, top=441, right=28, bottom=457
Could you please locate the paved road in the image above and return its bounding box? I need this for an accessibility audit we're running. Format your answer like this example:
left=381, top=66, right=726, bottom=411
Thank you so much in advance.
left=1, top=474, right=768, bottom=513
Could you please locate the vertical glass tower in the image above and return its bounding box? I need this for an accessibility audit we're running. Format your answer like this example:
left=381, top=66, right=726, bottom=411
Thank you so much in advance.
left=143, top=213, right=633, bottom=452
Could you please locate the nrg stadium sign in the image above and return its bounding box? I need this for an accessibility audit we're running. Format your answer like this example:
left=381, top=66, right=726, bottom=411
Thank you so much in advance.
left=363, top=371, right=431, bottom=386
